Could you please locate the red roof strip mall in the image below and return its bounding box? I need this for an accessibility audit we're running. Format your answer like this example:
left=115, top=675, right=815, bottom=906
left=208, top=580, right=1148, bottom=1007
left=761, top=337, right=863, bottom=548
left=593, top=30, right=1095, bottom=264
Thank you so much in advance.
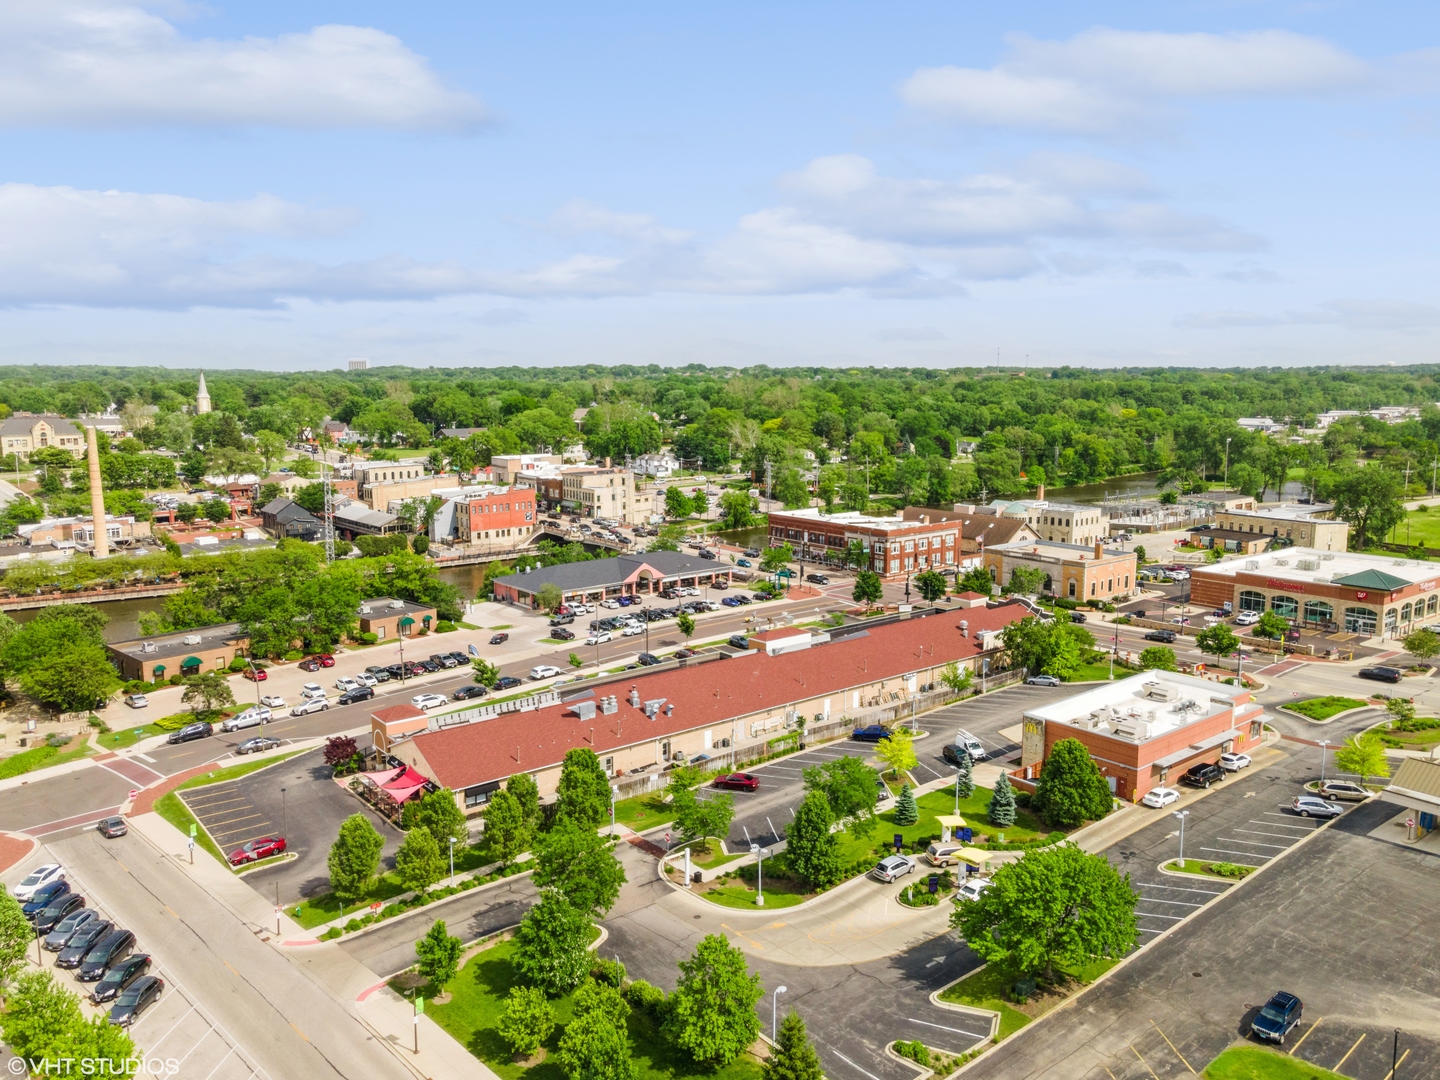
left=376, top=603, right=1029, bottom=813
left=1016, top=670, right=1264, bottom=802
left=1190, top=547, right=1440, bottom=638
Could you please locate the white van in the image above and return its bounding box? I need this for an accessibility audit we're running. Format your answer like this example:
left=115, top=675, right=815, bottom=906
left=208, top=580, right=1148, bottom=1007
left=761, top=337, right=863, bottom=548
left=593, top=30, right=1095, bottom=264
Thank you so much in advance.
left=954, top=729, right=986, bottom=761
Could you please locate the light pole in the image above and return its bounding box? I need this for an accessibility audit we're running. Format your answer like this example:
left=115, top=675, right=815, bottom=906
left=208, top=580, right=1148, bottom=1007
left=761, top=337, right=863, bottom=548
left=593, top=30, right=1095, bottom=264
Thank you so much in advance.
left=772, top=985, right=788, bottom=1042
left=1319, top=739, right=1331, bottom=783
left=610, top=785, right=618, bottom=836
left=751, top=843, right=768, bottom=906
left=1172, top=809, right=1190, bottom=868
left=953, top=766, right=961, bottom=816
left=448, top=835, right=456, bottom=887
left=280, top=787, right=288, bottom=839
left=1224, top=438, right=1232, bottom=486
left=246, top=659, right=263, bottom=705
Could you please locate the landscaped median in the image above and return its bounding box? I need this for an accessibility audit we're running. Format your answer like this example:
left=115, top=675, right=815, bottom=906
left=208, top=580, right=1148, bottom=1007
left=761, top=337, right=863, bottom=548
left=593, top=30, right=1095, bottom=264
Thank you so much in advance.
left=151, top=749, right=307, bottom=868
left=935, top=956, right=1118, bottom=1041
left=1202, top=1045, right=1346, bottom=1079
left=1280, top=696, right=1370, bottom=722
left=1161, top=858, right=1255, bottom=881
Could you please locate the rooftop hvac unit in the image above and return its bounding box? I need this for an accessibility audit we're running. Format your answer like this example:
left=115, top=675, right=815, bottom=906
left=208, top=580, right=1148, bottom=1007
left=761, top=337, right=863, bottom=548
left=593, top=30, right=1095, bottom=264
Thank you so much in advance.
left=643, top=698, right=666, bottom=717
left=573, top=701, right=596, bottom=721
left=360, top=606, right=371, bottom=614
left=1273, top=558, right=1289, bottom=566
left=1297, top=559, right=1319, bottom=571
left=140, top=641, right=157, bottom=653
left=599, top=695, right=618, bottom=715
left=1143, top=680, right=1178, bottom=702
left=390, top=600, right=403, bottom=609
left=182, top=634, right=201, bottom=645
left=1245, top=560, right=1259, bottom=570
left=1321, top=553, right=1336, bottom=560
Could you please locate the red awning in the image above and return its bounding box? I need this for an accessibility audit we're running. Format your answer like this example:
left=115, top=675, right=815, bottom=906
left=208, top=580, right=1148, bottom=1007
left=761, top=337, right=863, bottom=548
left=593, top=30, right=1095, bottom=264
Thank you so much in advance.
left=381, top=767, right=429, bottom=803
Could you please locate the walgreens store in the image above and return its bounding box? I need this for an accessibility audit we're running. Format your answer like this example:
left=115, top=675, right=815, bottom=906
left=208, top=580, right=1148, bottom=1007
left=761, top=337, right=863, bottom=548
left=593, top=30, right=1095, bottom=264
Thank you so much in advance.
left=1190, top=548, right=1440, bottom=638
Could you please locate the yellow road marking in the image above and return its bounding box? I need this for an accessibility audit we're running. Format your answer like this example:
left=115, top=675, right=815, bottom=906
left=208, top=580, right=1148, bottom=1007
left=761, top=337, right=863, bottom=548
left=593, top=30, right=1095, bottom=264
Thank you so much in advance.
left=1333, top=1032, right=1365, bottom=1072
left=1381, top=1048, right=1410, bottom=1080
left=1288, top=1016, right=1323, bottom=1055
left=1103, top=1069, right=1119, bottom=1080
left=1127, top=1041, right=1160, bottom=1080
left=289, top=1021, right=310, bottom=1043
left=116, top=861, right=129, bottom=874
left=163, top=905, right=178, bottom=919
left=1149, top=1020, right=1195, bottom=1074
left=223, top=960, right=239, bottom=977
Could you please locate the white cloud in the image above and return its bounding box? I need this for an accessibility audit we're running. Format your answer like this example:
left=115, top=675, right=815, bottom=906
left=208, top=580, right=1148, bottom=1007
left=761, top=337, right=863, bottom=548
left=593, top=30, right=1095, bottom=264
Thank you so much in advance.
left=1134, top=260, right=1191, bottom=278
left=0, top=1, right=486, bottom=130
left=903, top=28, right=1367, bottom=134
left=1178, top=299, right=1440, bottom=331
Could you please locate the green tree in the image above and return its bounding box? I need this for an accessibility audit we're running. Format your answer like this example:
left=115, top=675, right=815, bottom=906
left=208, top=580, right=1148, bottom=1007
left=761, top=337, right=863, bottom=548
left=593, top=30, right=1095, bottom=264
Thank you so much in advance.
left=673, top=789, right=734, bottom=851
left=1334, top=732, right=1390, bottom=785
left=536, top=582, right=564, bottom=614
left=876, top=727, right=917, bottom=778
left=513, top=890, right=592, bottom=995
left=557, top=981, right=637, bottom=1080
left=663, top=934, right=763, bottom=1068
left=773, top=467, right=810, bottom=510
left=0, top=970, right=84, bottom=1063
left=415, top=920, right=463, bottom=991
left=956, top=565, right=994, bottom=595
left=1031, top=738, right=1113, bottom=828
left=764, top=1010, right=825, bottom=1080
left=760, top=542, right=794, bottom=575
left=554, top=748, right=611, bottom=829
left=568, top=651, right=584, bottom=669
left=395, top=825, right=445, bottom=893
left=1386, top=695, right=1416, bottom=728
left=1196, top=623, right=1241, bottom=665
left=1403, top=627, right=1440, bottom=661
left=50, top=1011, right=137, bottom=1075
left=1008, top=566, right=1048, bottom=596
left=181, top=670, right=236, bottom=721
left=786, top=790, right=842, bottom=890
left=939, top=659, right=973, bottom=695
left=665, top=485, right=694, bottom=519
left=1330, top=466, right=1404, bottom=549
left=953, top=746, right=974, bottom=799
left=484, top=789, right=532, bottom=868
left=471, top=657, right=501, bottom=687
left=950, top=843, right=1137, bottom=980
left=507, top=771, right=542, bottom=832
left=19, top=643, right=122, bottom=712
left=988, top=771, right=1017, bottom=828
left=0, top=890, right=31, bottom=1003
left=893, top=784, right=918, bottom=826
left=409, top=788, right=468, bottom=851
left=532, top=820, right=627, bottom=918
left=648, top=523, right=688, bottom=552
left=1138, top=646, right=1178, bottom=672
left=802, top=754, right=880, bottom=838
left=851, top=569, right=883, bottom=610
left=1251, top=610, right=1290, bottom=639
left=497, top=985, right=556, bottom=1058
left=327, top=813, right=385, bottom=903
left=914, top=569, right=948, bottom=604
left=1133, top=545, right=1147, bottom=565
left=255, top=430, right=288, bottom=476
left=676, top=611, right=696, bottom=641
left=718, top=489, right=756, bottom=530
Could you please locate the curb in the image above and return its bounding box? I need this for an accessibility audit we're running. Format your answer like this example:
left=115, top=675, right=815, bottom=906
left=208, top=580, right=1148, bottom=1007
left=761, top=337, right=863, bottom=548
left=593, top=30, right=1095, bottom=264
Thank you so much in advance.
left=1276, top=703, right=1380, bottom=726
left=1154, top=859, right=1254, bottom=882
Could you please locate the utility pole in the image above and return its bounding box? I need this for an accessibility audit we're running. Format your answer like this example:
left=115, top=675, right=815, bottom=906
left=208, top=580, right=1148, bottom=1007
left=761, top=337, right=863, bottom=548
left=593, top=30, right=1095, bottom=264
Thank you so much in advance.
left=764, top=459, right=773, bottom=503
left=322, top=459, right=335, bottom=563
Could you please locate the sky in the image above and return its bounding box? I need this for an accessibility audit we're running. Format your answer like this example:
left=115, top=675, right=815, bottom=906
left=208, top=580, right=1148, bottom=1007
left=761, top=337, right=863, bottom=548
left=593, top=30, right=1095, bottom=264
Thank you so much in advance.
left=2, top=1, right=1440, bottom=371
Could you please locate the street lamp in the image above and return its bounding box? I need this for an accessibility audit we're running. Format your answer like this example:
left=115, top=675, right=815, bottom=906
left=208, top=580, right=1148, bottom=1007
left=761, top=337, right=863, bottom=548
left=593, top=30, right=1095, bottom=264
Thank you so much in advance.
left=448, top=835, right=456, bottom=887
left=1172, top=809, right=1190, bottom=868
left=953, top=766, right=962, bottom=816
left=751, top=843, right=769, bottom=906
left=280, top=787, right=288, bottom=839
left=772, top=986, right=788, bottom=1042
left=1224, top=437, right=1232, bottom=485
left=1319, top=739, right=1331, bottom=783
left=610, top=785, right=618, bottom=836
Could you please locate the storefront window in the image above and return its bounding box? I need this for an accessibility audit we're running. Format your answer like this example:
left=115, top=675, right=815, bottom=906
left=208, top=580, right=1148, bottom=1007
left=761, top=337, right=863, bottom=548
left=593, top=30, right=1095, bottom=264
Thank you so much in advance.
left=1401, top=603, right=1414, bottom=623
left=1344, top=607, right=1376, bottom=634
left=1303, top=600, right=1333, bottom=625
left=1429, top=595, right=1438, bottom=616
left=1238, top=590, right=1266, bottom=613
left=1270, top=595, right=1298, bottom=620
left=1385, top=608, right=1398, bottom=633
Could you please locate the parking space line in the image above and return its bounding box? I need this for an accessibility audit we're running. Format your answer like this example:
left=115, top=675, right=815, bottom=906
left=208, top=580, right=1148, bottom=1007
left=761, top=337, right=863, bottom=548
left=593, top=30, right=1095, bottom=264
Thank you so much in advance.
left=1199, top=847, right=1272, bottom=860
left=1213, top=837, right=1290, bottom=849
left=1137, top=927, right=1164, bottom=934
left=1134, top=898, right=1204, bottom=907
left=827, top=1046, right=884, bottom=1080
left=1261, top=813, right=1317, bottom=825
left=906, top=1017, right=987, bottom=1041
left=1332, top=1032, right=1366, bottom=1071
left=1149, top=1020, right=1195, bottom=1074
left=1126, top=1041, right=1161, bottom=1080
left=1382, top=1048, right=1411, bottom=1079
left=146, top=1004, right=198, bottom=1050
left=204, top=811, right=264, bottom=827
left=1233, top=828, right=1306, bottom=841
left=1136, top=883, right=1223, bottom=896
left=1250, top=818, right=1313, bottom=830
left=1133, top=912, right=1184, bottom=921
left=1287, top=1017, right=1322, bottom=1056
left=200, top=1047, right=236, bottom=1080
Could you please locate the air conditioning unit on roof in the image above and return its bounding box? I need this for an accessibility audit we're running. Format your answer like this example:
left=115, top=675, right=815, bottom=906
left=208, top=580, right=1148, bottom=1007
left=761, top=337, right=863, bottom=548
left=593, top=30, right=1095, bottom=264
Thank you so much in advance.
left=182, top=634, right=201, bottom=645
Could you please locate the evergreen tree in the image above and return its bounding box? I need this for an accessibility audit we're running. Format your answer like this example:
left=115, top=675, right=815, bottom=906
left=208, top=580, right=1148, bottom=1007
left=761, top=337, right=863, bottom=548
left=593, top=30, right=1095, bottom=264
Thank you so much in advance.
left=893, top=784, right=918, bottom=826
left=764, top=1011, right=824, bottom=1080
left=1031, top=738, right=1113, bottom=828
left=514, top=890, right=592, bottom=995
left=786, top=790, right=841, bottom=891
left=664, top=934, right=763, bottom=1068
left=988, top=771, right=1017, bottom=828
left=328, top=813, right=385, bottom=903
left=954, top=748, right=974, bottom=800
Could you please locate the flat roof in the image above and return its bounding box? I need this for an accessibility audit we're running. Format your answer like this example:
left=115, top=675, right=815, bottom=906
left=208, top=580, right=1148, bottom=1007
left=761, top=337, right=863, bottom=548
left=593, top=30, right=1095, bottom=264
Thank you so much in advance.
left=1194, top=547, right=1438, bottom=590
left=1026, top=670, right=1240, bottom=744
left=768, top=508, right=948, bottom=533
left=988, top=539, right=1131, bottom=559
left=109, top=622, right=246, bottom=661
left=358, top=597, right=436, bottom=617
left=1220, top=503, right=1339, bottom=523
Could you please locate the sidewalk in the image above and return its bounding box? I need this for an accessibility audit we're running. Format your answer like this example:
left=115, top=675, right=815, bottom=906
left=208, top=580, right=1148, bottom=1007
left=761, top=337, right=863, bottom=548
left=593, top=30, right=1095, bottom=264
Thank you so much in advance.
left=355, top=985, right=500, bottom=1080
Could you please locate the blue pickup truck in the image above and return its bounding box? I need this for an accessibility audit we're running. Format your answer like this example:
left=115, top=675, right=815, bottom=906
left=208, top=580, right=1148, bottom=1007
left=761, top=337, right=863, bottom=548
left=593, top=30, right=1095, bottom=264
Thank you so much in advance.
left=850, top=724, right=891, bottom=742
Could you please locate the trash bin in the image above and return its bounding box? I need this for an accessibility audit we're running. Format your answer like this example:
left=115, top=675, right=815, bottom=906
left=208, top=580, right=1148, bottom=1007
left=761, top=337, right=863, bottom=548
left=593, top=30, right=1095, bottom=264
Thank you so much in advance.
left=692, top=871, right=702, bottom=884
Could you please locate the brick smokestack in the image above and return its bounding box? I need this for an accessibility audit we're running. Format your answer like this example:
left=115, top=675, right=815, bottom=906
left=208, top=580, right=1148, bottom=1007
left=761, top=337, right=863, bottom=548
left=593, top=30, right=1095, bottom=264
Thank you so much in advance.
left=1037, top=483, right=1045, bottom=500
left=1094, top=540, right=1104, bottom=560
left=86, top=425, right=108, bottom=559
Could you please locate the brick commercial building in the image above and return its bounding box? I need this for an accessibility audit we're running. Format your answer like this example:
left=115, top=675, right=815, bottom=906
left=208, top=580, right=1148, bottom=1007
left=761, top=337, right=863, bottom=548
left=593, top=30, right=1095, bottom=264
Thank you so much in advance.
left=766, top=507, right=960, bottom=580
left=900, top=506, right=1038, bottom=558
left=1190, top=548, right=1440, bottom=637
left=492, top=550, right=732, bottom=607
left=17, top=514, right=152, bottom=548
left=385, top=603, right=1027, bottom=812
left=1017, top=670, right=1265, bottom=802
left=108, top=622, right=248, bottom=683
left=428, top=486, right=537, bottom=546
left=0, top=415, right=87, bottom=458
left=1188, top=503, right=1349, bottom=555
left=356, top=597, right=438, bottom=640
left=983, top=539, right=1137, bottom=602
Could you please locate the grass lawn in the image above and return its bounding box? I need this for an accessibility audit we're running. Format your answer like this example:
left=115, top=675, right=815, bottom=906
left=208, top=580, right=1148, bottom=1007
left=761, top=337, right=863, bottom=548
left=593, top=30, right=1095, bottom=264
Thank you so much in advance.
left=428, top=937, right=763, bottom=1080
left=1287, top=696, right=1367, bottom=721
left=1376, top=721, right=1440, bottom=751
left=1204, top=1045, right=1346, bottom=1079
left=937, top=956, right=1119, bottom=1041
left=489, top=624, right=514, bottom=630
left=1387, top=508, right=1440, bottom=549
left=285, top=873, right=410, bottom=929
left=98, top=723, right=168, bottom=750
left=670, top=838, right=746, bottom=869
left=1164, top=859, right=1255, bottom=880
left=696, top=879, right=811, bottom=909
left=456, top=621, right=481, bottom=630
left=1065, top=661, right=1123, bottom=682
left=0, top=738, right=92, bottom=779
left=612, top=791, right=673, bottom=831
left=836, top=786, right=1052, bottom=867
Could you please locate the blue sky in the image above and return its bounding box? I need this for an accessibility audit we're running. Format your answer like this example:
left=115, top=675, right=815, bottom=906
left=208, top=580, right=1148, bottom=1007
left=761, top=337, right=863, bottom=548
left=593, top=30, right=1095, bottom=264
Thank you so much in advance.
left=2, top=1, right=1438, bottom=370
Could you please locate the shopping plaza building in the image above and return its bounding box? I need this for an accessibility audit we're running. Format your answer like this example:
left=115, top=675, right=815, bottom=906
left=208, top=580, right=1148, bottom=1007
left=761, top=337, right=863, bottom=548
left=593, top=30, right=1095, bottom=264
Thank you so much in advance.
left=1190, top=548, right=1440, bottom=637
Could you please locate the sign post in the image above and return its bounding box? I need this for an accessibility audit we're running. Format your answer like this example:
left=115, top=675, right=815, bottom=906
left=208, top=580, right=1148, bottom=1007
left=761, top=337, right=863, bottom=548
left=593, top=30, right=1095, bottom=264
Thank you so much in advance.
left=414, top=995, right=423, bottom=1054
left=188, top=823, right=197, bottom=864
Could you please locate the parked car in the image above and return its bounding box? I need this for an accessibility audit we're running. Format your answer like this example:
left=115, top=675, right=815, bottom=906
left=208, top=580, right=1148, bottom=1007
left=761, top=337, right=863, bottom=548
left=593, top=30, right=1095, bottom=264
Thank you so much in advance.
left=1234, top=610, right=1260, bottom=626
left=57, top=921, right=114, bottom=969
left=259, top=694, right=286, bottom=708
left=44, top=909, right=99, bottom=951
left=1291, top=795, right=1342, bottom=819
left=1069, top=611, right=1088, bottom=624
left=237, top=736, right=282, bottom=755
left=354, top=672, right=378, bottom=688
left=241, top=666, right=267, bottom=681
left=529, top=665, right=561, bottom=680
left=1359, top=665, right=1404, bottom=684
left=334, top=676, right=359, bottom=693
left=924, top=841, right=969, bottom=867
left=619, top=624, right=642, bottom=637
left=495, top=676, right=523, bottom=691
left=806, top=574, right=831, bottom=585
left=637, top=652, right=661, bottom=666
left=743, top=548, right=760, bottom=557
left=1219, top=752, right=1252, bottom=772
left=289, top=697, right=330, bottom=716
left=108, top=974, right=164, bottom=1027
left=870, top=855, right=915, bottom=883
left=228, top=836, right=287, bottom=866
left=447, top=651, right=470, bottom=665
left=301, top=683, right=325, bottom=699
left=1318, top=780, right=1371, bottom=802
left=736, top=558, right=752, bottom=567
left=490, top=633, right=510, bottom=645
left=1144, top=629, right=1177, bottom=643
left=123, top=694, right=148, bottom=709
left=711, top=773, right=759, bottom=792
left=35, top=893, right=86, bottom=934
left=728, top=634, right=750, bottom=650
left=1026, top=674, right=1062, bottom=687
left=411, top=693, right=448, bottom=710
left=453, top=684, right=487, bottom=700
left=600, top=599, right=620, bottom=609
left=97, top=816, right=128, bottom=838
left=337, top=687, right=375, bottom=706
left=1181, top=761, right=1225, bottom=788
left=672, top=648, right=695, bottom=659
left=550, top=614, right=575, bottom=626
left=1141, top=786, right=1180, bottom=808
left=315, top=654, right=336, bottom=667
left=298, top=658, right=321, bottom=672
left=13, top=864, right=64, bottom=902
left=1251, top=991, right=1303, bottom=1044
left=221, top=707, right=271, bottom=732
left=587, top=631, right=613, bottom=646
left=953, top=877, right=993, bottom=903
left=943, top=730, right=987, bottom=764
left=78, top=929, right=136, bottom=981
left=551, top=627, right=576, bottom=641
left=166, top=721, right=213, bottom=745
left=851, top=724, right=891, bottom=742
left=89, top=954, right=151, bottom=1004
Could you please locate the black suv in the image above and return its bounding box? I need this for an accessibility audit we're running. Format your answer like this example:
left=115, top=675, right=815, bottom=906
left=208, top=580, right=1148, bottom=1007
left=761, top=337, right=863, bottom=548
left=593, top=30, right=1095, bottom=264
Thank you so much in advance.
left=57, top=921, right=114, bottom=969
left=1181, top=761, right=1225, bottom=788
left=805, top=573, right=830, bottom=585
left=1358, top=665, right=1403, bottom=684
left=167, top=721, right=213, bottom=744
left=1144, top=629, right=1177, bottom=643
left=35, top=893, right=86, bottom=934
left=1251, top=991, right=1303, bottom=1043
left=78, top=928, right=136, bottom=981
left=337, top=687, right=375, bottom=706
left=551, top=627, right=575, bottom=640
left=22, top=880, right=71, bottom=922
left=90, top=954, right=152, bottom=1005
left=637, top=652, right=661, bottom=666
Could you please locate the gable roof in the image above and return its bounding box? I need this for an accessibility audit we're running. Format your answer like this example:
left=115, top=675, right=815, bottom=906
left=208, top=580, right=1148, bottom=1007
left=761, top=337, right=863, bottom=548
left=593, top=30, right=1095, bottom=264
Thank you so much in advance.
left=495, top=551, right=730, bottom=594
left=1332, top=568, right=1412, bottom=591
left=259, top=498, right=319, bottom=524
left=0, top=415, right=84, bottom=439
left=405, top=602, right=1028, bottom=791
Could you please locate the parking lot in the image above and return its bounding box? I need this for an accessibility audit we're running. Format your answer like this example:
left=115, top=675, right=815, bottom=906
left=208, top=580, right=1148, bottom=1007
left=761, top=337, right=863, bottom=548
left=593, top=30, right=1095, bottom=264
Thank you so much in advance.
left=182, top=748, right=403, bottom=904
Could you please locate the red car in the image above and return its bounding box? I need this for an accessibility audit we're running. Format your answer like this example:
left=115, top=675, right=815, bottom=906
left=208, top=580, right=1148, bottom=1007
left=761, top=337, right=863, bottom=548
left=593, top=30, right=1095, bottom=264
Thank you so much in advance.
left=228, top=836, right=287, bottom=866
left=711, top=773, right=759, bottom=792
left=242, top=667, right=267, bottom=681
left=317, top=654, right=335, bottom=667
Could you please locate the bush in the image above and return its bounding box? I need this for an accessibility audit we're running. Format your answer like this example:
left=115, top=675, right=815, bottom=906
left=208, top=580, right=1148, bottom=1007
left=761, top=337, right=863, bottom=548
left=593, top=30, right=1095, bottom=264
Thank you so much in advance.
left=435, top=620, right=456, bottom=633
left=894, top=1040, right=931, bottom=1066
left=357, top=632, right=378, bottom=645
left=591, top=956, right=626, bottom=987
left=228, top=657, right=248, bottom=672
left=45, top=732, right=70, bottom=748
left=168, top=674, right=184, bottom=686
left=624, top=979, right=667, bottom=1020
left=284, top=650, right=304, bottom=661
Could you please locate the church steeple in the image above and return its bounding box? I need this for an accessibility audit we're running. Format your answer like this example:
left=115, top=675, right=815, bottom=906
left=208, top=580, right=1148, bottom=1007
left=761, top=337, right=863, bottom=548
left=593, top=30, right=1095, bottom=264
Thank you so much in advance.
left=195, top=372, right=212, bottom=415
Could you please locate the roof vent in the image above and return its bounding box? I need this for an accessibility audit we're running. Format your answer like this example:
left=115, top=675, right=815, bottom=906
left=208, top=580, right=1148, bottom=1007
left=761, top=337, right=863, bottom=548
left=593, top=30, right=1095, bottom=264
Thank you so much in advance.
left=665, top=703, right=674, bottom=716
left=573, top=701, right=596, bottom=721
left=643, top=698, right=666, bottom=717
left=1321, top=553, right=1335, bottom=560
left=600, top=695, right=618, bottom=715
left=1244, top=560, right=1259, bottom=570
left=959, top=620, right=968, bottom=637
left=628, top=687, right=641, bottom=708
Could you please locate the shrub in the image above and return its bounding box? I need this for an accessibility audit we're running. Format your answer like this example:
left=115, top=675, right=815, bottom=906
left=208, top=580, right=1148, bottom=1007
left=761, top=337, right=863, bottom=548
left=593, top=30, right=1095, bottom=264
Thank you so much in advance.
left=624, top=979, right=667, bottom=1019
left=435, top=620, right=457, bottom=633
left=228, top=657, right=248, bottom=672
left=894, top=1040, right=931, bottom=1066
left=357, top=632, right=378, bottom=645
left=45, top=732, right=70, bottom=748
left=168, top=674, right=184, bottom=686
left=284, top=650, right=304, bottom=661
left=592, top=956, right=626, bottom=987
left=1208, top=862, right=1251, bottom=879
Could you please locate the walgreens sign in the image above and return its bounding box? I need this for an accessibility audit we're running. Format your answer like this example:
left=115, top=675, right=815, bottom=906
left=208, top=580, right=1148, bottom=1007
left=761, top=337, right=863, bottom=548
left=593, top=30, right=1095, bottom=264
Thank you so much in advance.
left=1265, top=578, right=1307, bottom=593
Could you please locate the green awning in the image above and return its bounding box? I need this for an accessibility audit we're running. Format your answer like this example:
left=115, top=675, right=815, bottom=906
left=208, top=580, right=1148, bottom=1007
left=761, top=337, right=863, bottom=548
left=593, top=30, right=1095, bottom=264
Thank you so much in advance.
left=180, top=656, right=202, bottom=668
left=399, top=616, right=416, bottom=626
left=151, top=664, right=165, bottom=674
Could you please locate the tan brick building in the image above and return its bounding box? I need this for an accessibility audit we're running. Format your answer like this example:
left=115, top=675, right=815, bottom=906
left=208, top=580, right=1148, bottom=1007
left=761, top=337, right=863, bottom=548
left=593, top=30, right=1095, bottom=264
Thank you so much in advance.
left=983, top=539, right=1137, bottom=601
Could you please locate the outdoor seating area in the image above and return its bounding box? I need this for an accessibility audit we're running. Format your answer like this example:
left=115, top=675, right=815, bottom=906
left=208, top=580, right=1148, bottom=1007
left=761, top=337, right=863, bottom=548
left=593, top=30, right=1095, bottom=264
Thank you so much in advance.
left=345, top=765, right=433, bottom=823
